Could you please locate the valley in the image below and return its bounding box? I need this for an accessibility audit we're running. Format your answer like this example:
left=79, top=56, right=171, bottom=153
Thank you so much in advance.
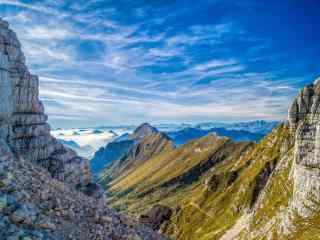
left=0, top=1, right=319, bottom=239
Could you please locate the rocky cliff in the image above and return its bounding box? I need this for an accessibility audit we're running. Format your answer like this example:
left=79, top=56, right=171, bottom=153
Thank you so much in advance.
left=0, top=18, right=164, bottom=240
left=0, top=18, right=95, bottom=194
left=288, top=79, right=320, bottom=218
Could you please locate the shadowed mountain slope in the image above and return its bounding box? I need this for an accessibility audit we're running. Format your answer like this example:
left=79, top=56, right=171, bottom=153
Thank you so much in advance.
left=98, top=123, right=174, bottom=184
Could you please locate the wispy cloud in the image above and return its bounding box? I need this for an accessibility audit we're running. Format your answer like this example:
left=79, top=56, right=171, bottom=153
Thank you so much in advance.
left=0, top=0, right=67, bottom=16
left=0, top=0, right=314, bottom=127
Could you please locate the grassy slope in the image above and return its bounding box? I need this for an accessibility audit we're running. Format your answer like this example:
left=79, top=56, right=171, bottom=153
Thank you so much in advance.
left=165, top=124, right=294, bottom=240
left=99, top=132, right=173, bottom=186
left=106, top=123, right=320, bottom=239
left=107, top=134, right=251, bottom=214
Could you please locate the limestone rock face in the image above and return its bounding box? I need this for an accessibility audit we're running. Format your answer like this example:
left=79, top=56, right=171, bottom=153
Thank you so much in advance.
left=0, top=18, right=94, bottom=194
left=289, top=78, right=320, bottom=217
left=0, top=139, right=165, bottom=239
left=289, top=81, right=320, bottom=130
left=0, top=18, right=164, bottom=239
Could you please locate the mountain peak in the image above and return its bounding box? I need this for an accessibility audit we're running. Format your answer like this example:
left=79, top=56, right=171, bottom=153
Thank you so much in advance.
left=287, top=78, right=320, bottom=220
left=131, top=122, right=158, bottom=139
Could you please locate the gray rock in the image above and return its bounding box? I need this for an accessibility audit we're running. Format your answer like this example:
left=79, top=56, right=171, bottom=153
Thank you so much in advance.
left=139, top=205, right=173, bottom=231
left=10, top=204, right=38, bottom=225
left=288, top=79, right=320, bottom=218
left=0, top=18, right=164, bottom=240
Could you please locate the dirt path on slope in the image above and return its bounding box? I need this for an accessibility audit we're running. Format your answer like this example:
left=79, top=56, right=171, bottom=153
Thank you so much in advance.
left=219, top=213, right=251, bottom=240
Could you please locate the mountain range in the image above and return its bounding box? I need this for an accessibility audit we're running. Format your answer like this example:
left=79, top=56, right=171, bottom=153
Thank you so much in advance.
left=52, top=120, right=277, bottom=163
left=94, top=123, right=174, bottom=183
left=90, top=121, right=274, bottom=180
left=166, top=127, right=264, bottom=146
left=92, top=81, right=320, bottom=239
left=1, top=17, right=320, bottom=240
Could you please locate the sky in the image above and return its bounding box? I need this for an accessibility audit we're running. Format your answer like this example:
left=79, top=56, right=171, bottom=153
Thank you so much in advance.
left=0, top=0, right=319, bottom=128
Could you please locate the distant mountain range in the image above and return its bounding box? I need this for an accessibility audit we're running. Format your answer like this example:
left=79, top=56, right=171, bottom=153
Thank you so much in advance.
left=194, top=120, right=278, bottom=134
left=53, top=121, right=278, bottom=160
left=166, top=127, right=265, bottom=146
left=57, top=139, right=96, bottom=159
left=92, top=123, right=173, bottom=182
left=90, top=121, right=277, bottom=183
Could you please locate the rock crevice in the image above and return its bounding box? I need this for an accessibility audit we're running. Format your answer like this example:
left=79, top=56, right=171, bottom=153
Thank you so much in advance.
left=288, top=79, right=320, bottom=217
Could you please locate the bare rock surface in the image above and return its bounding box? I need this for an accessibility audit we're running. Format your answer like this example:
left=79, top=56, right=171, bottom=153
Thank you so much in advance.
left=0, top=17, right=92, bottom=191
left=139, top=205, right=173, bottom=231
left=0, top=139, right=165, bottom=239
left=0, top=18, right=164, bottom=239
left=288, top=79, right=320, bottom=217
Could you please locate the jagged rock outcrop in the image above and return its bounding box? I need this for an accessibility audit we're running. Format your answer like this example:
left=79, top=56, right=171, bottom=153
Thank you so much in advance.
left=0, top=138, right=165, bottom=239
left=250, top=159, right=277, bottom=208
left=0, top=18, right=164, bottom=239
left=129, top=123, right=158, bottom=140
left=139, top=205, right=173, bottom=231
left=288, top=78, right=320, bottom=218
left=204, top=174, right=220, bottom=192
left=0, top=18, right=99, bottom=198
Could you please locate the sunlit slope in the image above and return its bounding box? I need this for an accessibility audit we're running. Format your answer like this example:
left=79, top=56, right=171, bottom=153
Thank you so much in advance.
left=99, top=131, right=173, bottom=184
left=107, top=123, right=309, bottom=240
left=107, top=133, right=252, bottom=213
left=166, top=123, right=294, bottom=240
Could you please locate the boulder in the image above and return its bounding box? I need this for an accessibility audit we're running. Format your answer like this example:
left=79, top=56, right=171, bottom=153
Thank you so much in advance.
left=139, top=205, right=173, bottom=231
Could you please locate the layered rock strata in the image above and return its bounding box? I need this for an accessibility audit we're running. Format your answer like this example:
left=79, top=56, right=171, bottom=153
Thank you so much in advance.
left=288, top=79, right=320, bottom=217
left=0, top=18, right=164, bottom=239
left=0, top=18, right=96, bottom=195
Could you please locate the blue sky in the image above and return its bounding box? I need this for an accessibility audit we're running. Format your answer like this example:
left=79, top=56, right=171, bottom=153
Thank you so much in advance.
left=0, top=0, right=319, bottom=128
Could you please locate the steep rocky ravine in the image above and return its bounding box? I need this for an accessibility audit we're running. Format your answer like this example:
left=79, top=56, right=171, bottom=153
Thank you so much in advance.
left=0, top=18, right=164, bottom=239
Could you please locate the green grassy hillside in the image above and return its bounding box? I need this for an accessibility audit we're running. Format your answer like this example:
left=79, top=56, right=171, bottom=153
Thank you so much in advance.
left=103, top=123, right=320, bottom=239
left=99, top=131, right=173, bottom=185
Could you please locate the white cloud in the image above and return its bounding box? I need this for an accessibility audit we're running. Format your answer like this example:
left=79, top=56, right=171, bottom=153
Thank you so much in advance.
left=0, top=0, right=67, bottom=16
left=192, top=59, right=238, bottom=71
left=25, top=26, right=73, bottom=40
left=0, top=0, right=304, bottom=127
